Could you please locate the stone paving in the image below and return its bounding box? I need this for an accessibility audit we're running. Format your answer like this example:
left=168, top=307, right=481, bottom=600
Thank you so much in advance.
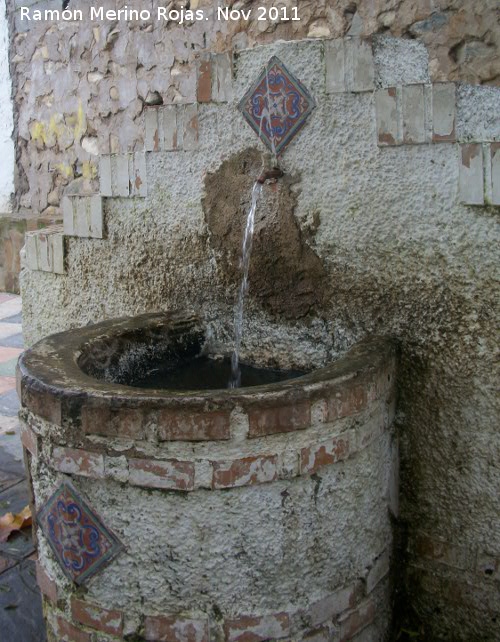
left=0, top=293, right=45, bottom=641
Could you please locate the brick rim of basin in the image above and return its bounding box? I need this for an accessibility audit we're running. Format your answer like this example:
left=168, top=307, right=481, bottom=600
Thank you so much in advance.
left=17, top=311, right=398, bottom=443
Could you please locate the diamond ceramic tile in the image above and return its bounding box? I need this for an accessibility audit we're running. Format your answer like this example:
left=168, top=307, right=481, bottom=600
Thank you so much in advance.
left=37, top=481, right=123, bottom=585
left=238, top=56, right=316, bottom=155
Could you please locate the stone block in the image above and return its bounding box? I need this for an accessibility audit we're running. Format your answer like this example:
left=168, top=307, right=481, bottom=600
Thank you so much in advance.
left=62, top=195, right=103, bottom=239
left=459, top=144, right=484, bottom=205
left=491, top=143, right=500, bottom=206
left=326, top=383, right=368, bottom=421
left=375, top=88, right=399, bottom=146
left=130, top=153, right=147, bottom=197
left=402, top=84, right=426, bottom=144
left=51, top=229, right=65, bottom=274
left=212, top=455, right=278, bottom=489
left=36, top=231, right=52, bottom=272
left=432, top=83, right=456, bottom=142
left=21, top=383, right=62, bottom=424
left=82, top=406, right=148, bottom=439
left=144, top=105, right=200, bottom=152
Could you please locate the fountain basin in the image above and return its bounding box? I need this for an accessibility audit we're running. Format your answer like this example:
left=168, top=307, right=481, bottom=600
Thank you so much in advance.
left=17, top=312, right=398, bottom=641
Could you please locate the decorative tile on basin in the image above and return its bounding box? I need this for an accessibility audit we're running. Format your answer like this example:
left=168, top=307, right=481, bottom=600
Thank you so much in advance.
left=37, top=481, right=123, bottom=585
left=238, top=56, right=316, bottom=155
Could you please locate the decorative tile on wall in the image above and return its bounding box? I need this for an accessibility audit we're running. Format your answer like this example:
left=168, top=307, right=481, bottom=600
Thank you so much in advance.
left=37, top=481, right=123, bottom=585
left=238, top=56, right=316, bottom=156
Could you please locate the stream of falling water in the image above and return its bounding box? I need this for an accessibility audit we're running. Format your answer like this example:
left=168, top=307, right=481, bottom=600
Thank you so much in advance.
left=229, top=63, right=277, bottom=388
left=229, top=181, right=263, bottom=388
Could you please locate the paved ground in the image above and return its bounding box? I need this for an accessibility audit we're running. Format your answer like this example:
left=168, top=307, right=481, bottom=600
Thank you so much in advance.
left=0, top=294, right=45, bottom=641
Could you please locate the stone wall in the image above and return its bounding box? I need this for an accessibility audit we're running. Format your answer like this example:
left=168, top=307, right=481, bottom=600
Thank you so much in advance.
left=0, top=0, right=14, bottom=214
left=7, top=0, right=500, bottom=640
left=6, top=0, right=499, bottom=219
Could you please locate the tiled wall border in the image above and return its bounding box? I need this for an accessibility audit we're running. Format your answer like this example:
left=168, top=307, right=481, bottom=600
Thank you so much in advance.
left=22, top=37, right=500, bottom=274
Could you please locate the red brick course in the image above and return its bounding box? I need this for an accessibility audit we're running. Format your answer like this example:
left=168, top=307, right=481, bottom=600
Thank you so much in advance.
left=300, top=435, right=350, bottom=475
left=51, top=447, right=105, bottom=478
left=158, top=408, right=231, bottom=441
left=54, top=616, right=92, bottom=642
left=129, top=457, right=195, bottom=491
left=338, top=598, right=375, bottom=641
left=71, top=598, right=123, bottom=636
left=212, top=455, right=278, bottom=489
left=326, top=383, right=368, bottom=422
left=20, top=422, right=39, bottom=457
left=21, top=383, right=62, bottom=425
left=35, top=562, right=58, bottom=603
left=197, top=57, right=212, bottom=103
left=247, top=402, right=311, bottom=437
left=308, top=582, right=362, bottom=627
left=224, top=612, right=290, bottom=642
left=144, top=614, right=209, bottom=642
left=82, top=406, right=148, bottom=439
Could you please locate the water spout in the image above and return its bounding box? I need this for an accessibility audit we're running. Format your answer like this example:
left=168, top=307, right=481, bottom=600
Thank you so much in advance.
left=257, top=167, right=284, bottom=184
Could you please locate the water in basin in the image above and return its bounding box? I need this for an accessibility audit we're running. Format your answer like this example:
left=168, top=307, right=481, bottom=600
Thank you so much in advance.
left=131, top=355, right=305, bottom=391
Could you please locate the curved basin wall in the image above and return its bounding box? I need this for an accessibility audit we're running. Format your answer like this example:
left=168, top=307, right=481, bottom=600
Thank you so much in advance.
left=17, top=316, right=398, bottom=642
